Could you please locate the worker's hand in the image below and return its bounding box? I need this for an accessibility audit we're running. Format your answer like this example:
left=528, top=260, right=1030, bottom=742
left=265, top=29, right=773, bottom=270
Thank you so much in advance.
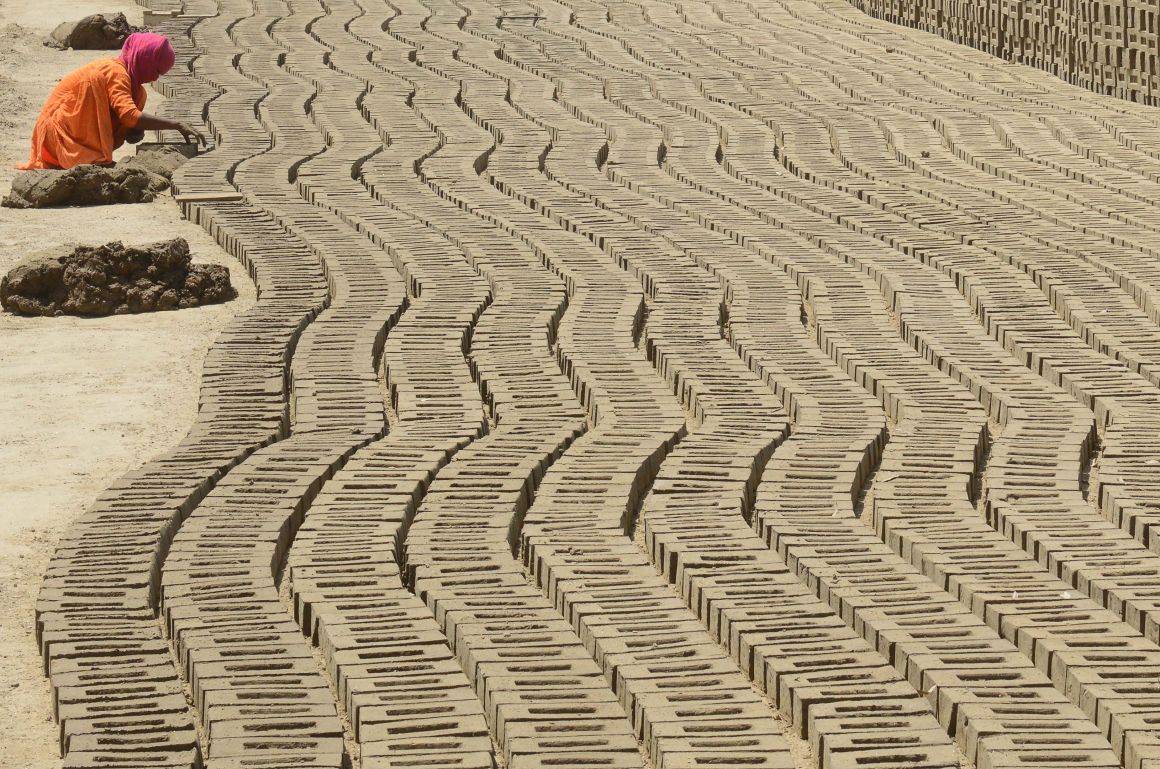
left=175, top=121, right=206, bottom=146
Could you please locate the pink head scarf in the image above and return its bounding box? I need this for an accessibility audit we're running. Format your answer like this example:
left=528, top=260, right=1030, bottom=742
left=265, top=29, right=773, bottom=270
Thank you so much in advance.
left=118, top=32, right=175, bottom=92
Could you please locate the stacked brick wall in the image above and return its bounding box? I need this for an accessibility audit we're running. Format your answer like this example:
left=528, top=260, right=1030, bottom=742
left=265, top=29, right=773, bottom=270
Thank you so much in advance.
left=846, top=0, right=1160, bottom=103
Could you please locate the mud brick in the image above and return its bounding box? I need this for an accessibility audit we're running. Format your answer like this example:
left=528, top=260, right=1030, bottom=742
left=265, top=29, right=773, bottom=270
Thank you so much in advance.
left=56, top=691, right=191, bottom=731
left=358, top=702, right=490, bottom=742
left=970, top=734, right=1123, bottom=769
left=638, top=700, right=782, bottom=747
left=1122, top=726, right=1160, bottom=769
left=490, top=700, right=632, bottom=745
left=460, top=642, right=598, bottom=684
left=946, top=694, right=1104, bottom=754
left=340, top=657, right=470, bottom=698
left=962, top=715, right=1109, bottom=760
left=207, top=734, right=344, bottom=759
left=823, top=743, right=959, bottom=769
left=62, top=748, right=199, bottom=769
left=506, top=731, right=641, bottom=756
left=209, top=750, right=344, bottom=769
left=806, top=697, right=943, bottom=751
left=185, top=642, right=316, bottom=671
left=202, top=687, right=338, bottom=722
left=609, top=657, right=750, bottom=692
left=54, top=684, right=187, bottom=727
left=1090, top=691, right=1160, bottom=746
left=193, top=672, right=335, bottom=717
left=362, top=733, right=495, bottom=755
left=755, top=647, right=892, bottom=690
left=63, top=719, right=198, bottom=755
left=361, top=749, right=494, bottom=769
left=507, top=753, right=644, bottom=769
left=209, top=699, right=339, bottom=728
left=208, top=713, right=344, bottom=743
left=43, top=637, right=173, bottom=671
left=329, top=640, right=456, bottom=675
left=771, top=664, right=917, bottom=724
left=901, top=651, right=1048, bottom=695
left=48, top=654, right=181, bottom=684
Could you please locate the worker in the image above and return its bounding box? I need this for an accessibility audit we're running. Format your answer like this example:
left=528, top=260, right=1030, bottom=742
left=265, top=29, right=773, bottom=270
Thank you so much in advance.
left=19, top=31, right=205, bottom=171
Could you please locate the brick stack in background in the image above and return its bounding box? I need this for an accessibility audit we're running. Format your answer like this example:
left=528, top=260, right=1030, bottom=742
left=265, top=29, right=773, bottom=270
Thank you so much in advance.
left=846, top=0, right=1160, bottom=103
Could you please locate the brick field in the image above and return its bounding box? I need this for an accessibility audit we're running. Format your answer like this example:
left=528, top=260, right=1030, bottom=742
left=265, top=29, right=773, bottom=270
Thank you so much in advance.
left=35, top=1, right=1160, bottom=768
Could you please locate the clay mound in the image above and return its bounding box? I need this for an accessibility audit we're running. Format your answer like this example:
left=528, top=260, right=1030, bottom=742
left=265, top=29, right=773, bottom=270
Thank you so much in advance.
left=117, top=145, right=192, bottom=180
left=3, top=165, right=164, bottom=208
left=1, top=238, right=235, bottom=317
left=2, top=147, right=190, bottom=208
left=44, top=13, right=141, bottom=50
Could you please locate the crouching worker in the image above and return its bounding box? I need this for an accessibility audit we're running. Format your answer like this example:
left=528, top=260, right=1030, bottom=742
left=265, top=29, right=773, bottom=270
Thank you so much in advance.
left=19, top=32, right=205, bottom=170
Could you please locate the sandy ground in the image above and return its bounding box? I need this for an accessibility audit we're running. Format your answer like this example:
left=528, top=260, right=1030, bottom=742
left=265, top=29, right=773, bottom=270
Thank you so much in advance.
left=0, top=3, right=255, bottom=767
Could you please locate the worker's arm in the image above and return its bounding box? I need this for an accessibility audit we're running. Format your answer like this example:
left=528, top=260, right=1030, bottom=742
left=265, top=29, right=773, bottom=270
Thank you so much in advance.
left=134, top=112, right=207, bottom=145
left=107, top=75, right=204, bottom=145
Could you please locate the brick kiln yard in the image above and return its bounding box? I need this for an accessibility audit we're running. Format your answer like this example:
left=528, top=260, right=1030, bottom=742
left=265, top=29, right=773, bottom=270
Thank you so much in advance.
left=10, top=0, right=1160, bottom=768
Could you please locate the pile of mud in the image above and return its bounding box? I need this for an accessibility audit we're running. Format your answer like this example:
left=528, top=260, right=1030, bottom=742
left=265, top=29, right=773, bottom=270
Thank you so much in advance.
left=1, top=238, right=234, bottom=316
left=3, top=146, right=189, bottom=209
left=44, top=13, right=142, bottom=50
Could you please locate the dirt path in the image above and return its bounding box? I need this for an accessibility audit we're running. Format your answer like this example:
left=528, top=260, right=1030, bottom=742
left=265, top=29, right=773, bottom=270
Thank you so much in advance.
left=0, top=4, right=253, bottom=767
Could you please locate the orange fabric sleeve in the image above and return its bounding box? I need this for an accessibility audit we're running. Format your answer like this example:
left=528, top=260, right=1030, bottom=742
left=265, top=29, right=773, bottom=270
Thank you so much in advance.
left=107, top=67, right=143, bottom=129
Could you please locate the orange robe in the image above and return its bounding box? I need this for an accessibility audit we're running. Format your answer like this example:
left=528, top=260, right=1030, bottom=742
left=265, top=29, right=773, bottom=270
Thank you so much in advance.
left=19, top=58, right=145, bottom=170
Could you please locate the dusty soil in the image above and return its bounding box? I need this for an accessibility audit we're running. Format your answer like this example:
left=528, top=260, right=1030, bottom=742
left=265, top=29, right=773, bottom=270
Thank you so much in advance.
left=0, top=2, right=254, bottom=767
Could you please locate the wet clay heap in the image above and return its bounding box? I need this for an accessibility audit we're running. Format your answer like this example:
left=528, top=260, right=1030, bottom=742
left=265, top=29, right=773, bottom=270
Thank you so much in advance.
left=3, top=146, right=188, bottom=208
left=1, top=238, right=234, bottom=316
left=45, top=13, right=142, bottom=50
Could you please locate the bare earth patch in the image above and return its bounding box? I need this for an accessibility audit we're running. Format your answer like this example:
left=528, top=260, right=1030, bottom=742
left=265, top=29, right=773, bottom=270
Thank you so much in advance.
left=0, top=2, right=254, bottom=767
